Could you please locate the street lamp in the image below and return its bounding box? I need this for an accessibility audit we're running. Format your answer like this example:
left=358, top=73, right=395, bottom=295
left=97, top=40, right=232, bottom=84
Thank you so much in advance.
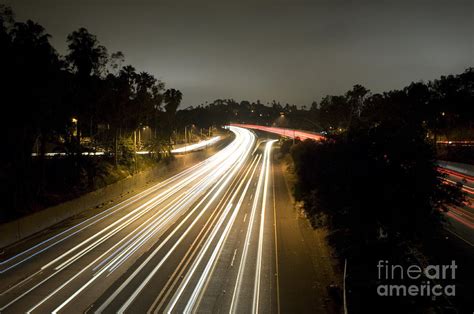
left=184, top=124, right=195, bottom=153
left=71, top=117, right=78, bottom=139
left=184, top=124, right=195, bottom=143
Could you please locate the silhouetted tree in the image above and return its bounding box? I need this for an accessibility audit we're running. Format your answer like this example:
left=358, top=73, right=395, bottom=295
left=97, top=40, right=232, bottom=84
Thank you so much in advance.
left=0, top=8, right=64, bottom=217
left=66, top=27, right=107, bottom=79
left=0, top=7, right=180, bottom=219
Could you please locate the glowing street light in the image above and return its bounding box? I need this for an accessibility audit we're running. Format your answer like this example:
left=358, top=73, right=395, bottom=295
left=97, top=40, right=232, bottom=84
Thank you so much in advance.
left=71, top=117, right=78, bottom=137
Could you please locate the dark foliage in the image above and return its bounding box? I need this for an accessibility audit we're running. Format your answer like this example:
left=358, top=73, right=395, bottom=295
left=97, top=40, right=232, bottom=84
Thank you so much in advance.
left=0, top=6, right=181, bottom=221
left=289, top=83, right=469, bottom=312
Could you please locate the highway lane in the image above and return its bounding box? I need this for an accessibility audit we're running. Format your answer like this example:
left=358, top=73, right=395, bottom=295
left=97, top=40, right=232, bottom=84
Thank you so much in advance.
left=177, top=140, right=279, bottom=314
left=0, top=127, right=283, bottom=313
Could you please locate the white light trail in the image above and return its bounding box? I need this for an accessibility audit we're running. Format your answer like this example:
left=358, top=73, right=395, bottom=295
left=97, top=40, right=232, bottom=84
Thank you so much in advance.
left=1, top=126, right=254, bottom=313
left=111, top=129, right=255, bottom=313
left=172, top=154, right=261, bottom=313
left=0, top=159, right=209, bottom=273
left=253, top=140, right=276, bottom=313
left=229, top=145, right=267, bottom=313
left=94, top=126, right=255, bottom=313
left=171, top=136, right=221, bottom=154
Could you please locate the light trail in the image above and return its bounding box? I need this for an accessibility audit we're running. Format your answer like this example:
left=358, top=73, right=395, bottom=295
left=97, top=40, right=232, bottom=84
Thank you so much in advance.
left=253, top=140, right=277, bottom=314
left=161, top=139, right=276, bottom=313
left=165, top=153, right=260, bottom=313
left=229, top=142, right=268, bottom=313
left=231, top=123, right=324, bottom=141
left=30, top=136, right=222, bottom=158
left=51, top=160, right=225, bottom=274
left=447, top=209, right=474, bottom=229
left=0, top=126, right=256, bottom=313
left=43, top=128, right=248, bottom=271
left=183, top=152, right=263, bottom=312
left=115, top=136, right=254, bottom=312
left=93, top=126, right=255, bottom=313
left=146, top=156, right=262, bottom=314
left=440, top=177, right=474, bottom=195
left=171, top=136, right=221, bottom=153
left=13, top=151, right=234, bottom=312
left=0, top=158, right=211, bottom=273
left=438, top=167, right=474, bottom=184
left=53, top=127, right=254, bottom=313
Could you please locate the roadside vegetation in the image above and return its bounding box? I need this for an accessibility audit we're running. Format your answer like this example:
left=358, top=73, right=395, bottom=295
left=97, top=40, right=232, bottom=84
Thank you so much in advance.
left=279, top=75, right=472, bottom=312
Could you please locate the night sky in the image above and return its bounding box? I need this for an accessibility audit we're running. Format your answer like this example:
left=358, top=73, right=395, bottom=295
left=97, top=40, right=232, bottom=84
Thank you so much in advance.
left=6, top=0, right=473, bottom=107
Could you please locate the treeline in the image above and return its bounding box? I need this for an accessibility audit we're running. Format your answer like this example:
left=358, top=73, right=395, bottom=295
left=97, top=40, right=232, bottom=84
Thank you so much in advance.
left=179, top=68, right=473, bottom=144
left=315, top=72, right=473, bottom=141
left=177, top=99, right=315, bottom=131
left=283, top=75, right=472, bottom=311
left=0, top=6, right=182, bottom=219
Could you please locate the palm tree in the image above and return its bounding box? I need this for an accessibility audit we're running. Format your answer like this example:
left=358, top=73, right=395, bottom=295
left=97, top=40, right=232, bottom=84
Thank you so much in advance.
left=163, top=88, right=183, bottom=115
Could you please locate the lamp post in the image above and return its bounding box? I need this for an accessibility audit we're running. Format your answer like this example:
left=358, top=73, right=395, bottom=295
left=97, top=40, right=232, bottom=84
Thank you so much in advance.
left=71, top=117, right=78, bottom=144
left=138, top=128, right=141, bottom=149
left=184, top=124, right=195, bottom=153
left=184, top=126, right=187, bottom=153
left=133, top=129, right=137, bottom=173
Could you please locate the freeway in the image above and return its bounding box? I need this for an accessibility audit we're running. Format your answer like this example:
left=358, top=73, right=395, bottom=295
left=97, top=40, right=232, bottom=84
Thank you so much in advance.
left=0, top=126, right=285, bottom=313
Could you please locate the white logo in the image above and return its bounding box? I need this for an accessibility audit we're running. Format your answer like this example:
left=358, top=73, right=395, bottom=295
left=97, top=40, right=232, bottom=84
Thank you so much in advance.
left=376, top=260, right=457, bottom=297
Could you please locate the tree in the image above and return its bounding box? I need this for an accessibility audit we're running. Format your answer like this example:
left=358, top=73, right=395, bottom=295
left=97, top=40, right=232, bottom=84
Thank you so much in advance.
left=0, top=10, right=65, bottom=217
left=290, top=83, right=466, bottom=312
left=345, top=84, right=370, bottom=129
left=0, top=6, right=185, bottom=219
left=164, top=88, right=183, bottom=115
left=108, top=51, right=124, bottom=75
left=163, top=89, right=182, bottom=130
left=66, top=27, right=108, bottom=79
left=319, top=95, right=349, bottom=130
left=66, top=28, right=109, bottom=140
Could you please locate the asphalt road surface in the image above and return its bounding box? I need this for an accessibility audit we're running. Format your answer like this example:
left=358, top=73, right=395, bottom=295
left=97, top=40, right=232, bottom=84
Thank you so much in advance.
left=2, top=126, right=332, bottom=313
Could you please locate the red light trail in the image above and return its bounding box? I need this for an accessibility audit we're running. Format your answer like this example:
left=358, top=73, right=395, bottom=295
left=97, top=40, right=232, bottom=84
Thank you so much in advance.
left=230, top=124, right=325, bottom=141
